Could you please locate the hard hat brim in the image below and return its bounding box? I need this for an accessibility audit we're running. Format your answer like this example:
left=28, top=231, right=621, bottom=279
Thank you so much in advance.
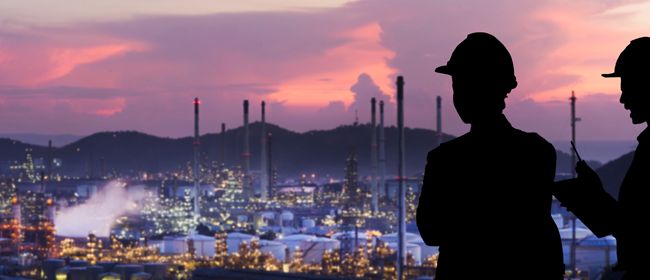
left=602, top=72, right=620, bottom=78
left=435, top=65, right=452, bottom=75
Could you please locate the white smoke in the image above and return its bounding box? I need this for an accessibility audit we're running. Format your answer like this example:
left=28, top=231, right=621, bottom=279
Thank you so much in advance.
left=55, top=181, right=144, bottom=237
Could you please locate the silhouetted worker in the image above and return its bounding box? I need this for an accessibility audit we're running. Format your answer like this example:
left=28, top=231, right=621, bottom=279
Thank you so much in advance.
left=417, top=32, right=564, bottom=279
left=569, top=37, right=650, bottom=280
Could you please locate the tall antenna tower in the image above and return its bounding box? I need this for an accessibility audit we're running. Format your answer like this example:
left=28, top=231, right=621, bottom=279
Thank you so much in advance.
left=571, top=91, right=576, bottom=179
left=569, top=90, right=581, bottom=278
left=193, top=98, right=200, bottom=217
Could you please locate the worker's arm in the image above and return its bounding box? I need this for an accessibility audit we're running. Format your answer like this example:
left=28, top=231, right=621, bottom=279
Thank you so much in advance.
left=417, top=147, right=447, bottom=246
left=552, top=161, right=617, bottom=238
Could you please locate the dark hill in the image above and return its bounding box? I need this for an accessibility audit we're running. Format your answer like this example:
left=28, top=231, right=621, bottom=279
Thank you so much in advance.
left=0, top=123, right=607, bottom=179
left=0, top=123, right=454, bottom=179
left=595, top=150, right=635, bottom=200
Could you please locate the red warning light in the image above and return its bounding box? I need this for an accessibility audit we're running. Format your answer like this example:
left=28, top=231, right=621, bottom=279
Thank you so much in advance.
left=193, top=142, right=201, bottom=145
left=242, top=153, right=250, bottom=157
left=194, top=100, right=200, bottom=105
left=436, top=133, right=443, bottom=137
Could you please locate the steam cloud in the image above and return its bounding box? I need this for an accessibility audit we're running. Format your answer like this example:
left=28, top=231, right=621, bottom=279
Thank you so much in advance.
left=55, top=181, right=144, bottom=237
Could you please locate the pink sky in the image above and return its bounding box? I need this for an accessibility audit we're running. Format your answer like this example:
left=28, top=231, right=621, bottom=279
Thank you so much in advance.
left=0, top=0, right=649, bottom=140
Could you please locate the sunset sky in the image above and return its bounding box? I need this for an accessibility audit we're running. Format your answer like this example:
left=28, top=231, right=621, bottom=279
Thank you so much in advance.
left=1, top=0, right=649, bottom=141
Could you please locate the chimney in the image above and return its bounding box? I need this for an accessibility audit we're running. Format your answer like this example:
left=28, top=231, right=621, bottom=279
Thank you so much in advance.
left=46, top=197, right=56, bottom=224
left=194, top=98, right=201, bottom=217
left=437, top=96, right=442, bottom=147
left=261, top=101, right=267, bottom=203
left=268, top=133, right=273, bottom=201
left=173, top=174, right=178, bottom=206
left=101, top=157, right=105, bottom=179
left=48, top=140, right=52, bottom=180
left=243, top=100, right=250, bottom=204
left=379, top=101, right=386, bottom=203
left=221, top=123, right=226, bottom=170
left=12, top=196, right=21, bottom=227
left=371, top=98, right=378, bottom=214
left=41, top=171, right=45, bottom=193
left=396, top=76, right=406, bottom=280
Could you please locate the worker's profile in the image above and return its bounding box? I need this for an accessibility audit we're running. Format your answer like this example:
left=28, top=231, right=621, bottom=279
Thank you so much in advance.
left=554, top=37, right=650, bottom=280
left=417, top=32, right=565, bottom=279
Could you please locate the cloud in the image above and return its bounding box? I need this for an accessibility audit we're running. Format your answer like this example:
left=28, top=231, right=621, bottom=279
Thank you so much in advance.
left=0, top=0, right=646, bottom=141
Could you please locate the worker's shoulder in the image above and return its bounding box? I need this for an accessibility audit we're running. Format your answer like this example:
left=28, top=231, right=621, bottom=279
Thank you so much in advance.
left=426, top=133, right=469, bottom=158
left=511, top=128, right=555, bottom=150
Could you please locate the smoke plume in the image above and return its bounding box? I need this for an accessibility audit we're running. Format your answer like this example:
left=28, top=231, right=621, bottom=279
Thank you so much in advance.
left=55, top=181, right=143, bottom=237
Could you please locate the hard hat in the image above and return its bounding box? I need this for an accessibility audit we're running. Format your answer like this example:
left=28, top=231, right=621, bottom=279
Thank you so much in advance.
left=435, top=32, right=517, bottom=91
left=602, top=37, right=650, bottom=78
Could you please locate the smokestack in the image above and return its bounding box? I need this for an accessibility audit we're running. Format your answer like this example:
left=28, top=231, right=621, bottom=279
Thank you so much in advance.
left=379, top=101, right=386, bottom=202
left=194, top=98, right=201, bottom=217
left=221, top=123, right=226, bottom=170
left=90, top=153, right=93, bottom=179
left=48, top=140, right=52, bottom=180
left=243, top=100, right=250, bottom=204
left=268, top=133, right=273, bottom=201
left=12, top=196, right=21, bottom=226
left=101, top=157, right=105, bottom=179
left=396, top=76, right=406, bottom=280
left=437, top=96, right=442, bottom=147
left=41, top=171, right=45, bottom=193
left=371, top=98, right=378, bottom=215
left=173, top=174, right=178, bottom=205
left=46, top=197, right=56, bottom=224
left=261, top=101, right=267, bottom=203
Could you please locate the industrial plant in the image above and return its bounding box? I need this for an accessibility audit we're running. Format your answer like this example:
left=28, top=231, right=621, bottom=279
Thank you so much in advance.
left=0, top=77, right=614, bottom=280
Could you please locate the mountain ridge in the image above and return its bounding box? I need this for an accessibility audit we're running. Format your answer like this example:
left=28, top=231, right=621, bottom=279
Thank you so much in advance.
left=0, top=123, right=608, bottom=179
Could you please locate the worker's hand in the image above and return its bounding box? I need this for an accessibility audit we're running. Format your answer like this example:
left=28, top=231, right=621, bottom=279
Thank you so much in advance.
left=575, top=160, right=603, bottom=191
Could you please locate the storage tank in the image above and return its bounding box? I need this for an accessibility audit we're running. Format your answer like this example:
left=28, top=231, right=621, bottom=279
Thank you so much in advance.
left=281, top=211, right=293, bottom=227
left=379, top=232, right=420, bottom=244
left=70, top=260, right=91, bottom=267
left=407, top=237, right=438, bottom=264
left=56, top=267, right=69, bottom=280
left=300, top=237, right=340, bottom=264
left=387, top=242, right=422, bottom=265
left=130, top=272, right=152, bottom=280
left=114, top=265, right=144, bottom=280
left=253, top=212, right=277, bottom=228
left=69, top=267, right=88, bottom=280
left=174, top=235, right=216, bottom=257
left=97, top=272, right=120, bottom=280
left=162, top=236, right=175, bottom=254
left=302, top=219, right=315, bottom=228
left=225, top=232, right=256, bottom=255
left=86, top=266, right=103, bottom=280
left=257, top=240, right=288, bottom=262
left=142, top=263, right=166, bottom=280
left=559, top=228, right=592, bottom=240
left=42, top=259, right=65, bottom=280
left=96, top=262, right=117, bottom=273
left=274, top=234, right=316, bottom=255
